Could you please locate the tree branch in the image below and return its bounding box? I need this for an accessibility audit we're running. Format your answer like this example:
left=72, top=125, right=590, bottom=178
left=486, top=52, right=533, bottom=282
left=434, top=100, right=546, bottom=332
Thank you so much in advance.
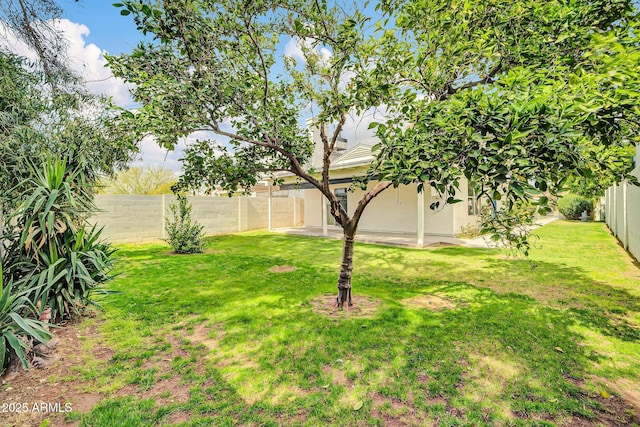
left=242, top=12, right=270, bottom=109
left=437, top=60, right=503, bottom=101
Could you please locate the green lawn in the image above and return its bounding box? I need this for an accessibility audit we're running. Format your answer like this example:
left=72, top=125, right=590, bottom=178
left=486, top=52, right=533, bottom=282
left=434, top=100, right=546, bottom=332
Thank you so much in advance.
left=70, top=221, right=639, bottom=426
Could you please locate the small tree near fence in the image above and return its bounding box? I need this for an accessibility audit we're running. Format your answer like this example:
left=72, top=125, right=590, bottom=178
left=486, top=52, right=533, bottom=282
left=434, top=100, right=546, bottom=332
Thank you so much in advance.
left=165, top=195, right=206, bottom=254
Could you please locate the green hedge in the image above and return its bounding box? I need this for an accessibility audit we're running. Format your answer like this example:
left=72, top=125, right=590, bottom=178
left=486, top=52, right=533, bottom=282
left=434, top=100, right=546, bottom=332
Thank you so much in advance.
left=557, top=194, right=593, bottom=220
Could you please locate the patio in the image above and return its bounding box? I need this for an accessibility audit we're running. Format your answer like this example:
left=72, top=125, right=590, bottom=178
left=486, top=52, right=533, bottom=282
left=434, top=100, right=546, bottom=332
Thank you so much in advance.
left=273, top=216, right=558, bottom=249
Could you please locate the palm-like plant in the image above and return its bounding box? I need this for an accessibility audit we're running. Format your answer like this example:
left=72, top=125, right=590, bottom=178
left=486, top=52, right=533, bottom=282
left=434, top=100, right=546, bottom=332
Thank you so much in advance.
left=0, top=265, right=51, bottom=373
left=4, top=158, right=116, bottom=323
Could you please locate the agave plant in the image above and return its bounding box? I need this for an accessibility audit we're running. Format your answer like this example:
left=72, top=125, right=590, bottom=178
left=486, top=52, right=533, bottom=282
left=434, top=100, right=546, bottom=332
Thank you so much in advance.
left=4, top=158, right=116, bottom=323
left=0, top=265, right=52, bottom=373
left=15, top=226, right=116, bottom=322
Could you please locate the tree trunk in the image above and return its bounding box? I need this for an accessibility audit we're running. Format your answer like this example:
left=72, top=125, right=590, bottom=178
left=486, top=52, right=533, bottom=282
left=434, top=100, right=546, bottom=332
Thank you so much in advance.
left=336, top=231, right=355, bottom=309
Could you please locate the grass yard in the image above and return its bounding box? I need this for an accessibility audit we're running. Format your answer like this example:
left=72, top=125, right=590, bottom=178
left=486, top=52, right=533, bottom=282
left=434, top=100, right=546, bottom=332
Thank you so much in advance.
left=6, top=220, right=640, bottom=426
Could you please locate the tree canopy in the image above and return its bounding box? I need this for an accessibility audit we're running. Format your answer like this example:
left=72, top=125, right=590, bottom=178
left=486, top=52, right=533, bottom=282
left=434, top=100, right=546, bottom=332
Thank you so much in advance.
left=98, top=166, right=177, bottom=195
left=109, top=0, right=640, bottom=306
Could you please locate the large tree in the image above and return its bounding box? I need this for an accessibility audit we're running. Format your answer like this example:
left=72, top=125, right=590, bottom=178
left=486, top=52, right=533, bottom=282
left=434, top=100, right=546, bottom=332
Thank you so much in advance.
left=109, top=0, right=639, bottom=308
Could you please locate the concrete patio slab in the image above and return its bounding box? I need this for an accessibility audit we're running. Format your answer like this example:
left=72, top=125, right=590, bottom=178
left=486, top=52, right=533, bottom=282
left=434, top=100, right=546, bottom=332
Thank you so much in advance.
left=272, top=216, right=558, bottom=250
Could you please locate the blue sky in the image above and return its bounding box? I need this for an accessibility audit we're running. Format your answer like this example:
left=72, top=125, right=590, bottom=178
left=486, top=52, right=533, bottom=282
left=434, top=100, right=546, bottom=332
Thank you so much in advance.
left=61, top=1, right=142, bottom=55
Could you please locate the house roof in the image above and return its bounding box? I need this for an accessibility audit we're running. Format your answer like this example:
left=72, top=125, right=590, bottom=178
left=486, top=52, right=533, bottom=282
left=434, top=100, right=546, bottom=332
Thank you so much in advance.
left=270, top=143, right=377, bottom=185
left=330, top=143, right=375, bottom=170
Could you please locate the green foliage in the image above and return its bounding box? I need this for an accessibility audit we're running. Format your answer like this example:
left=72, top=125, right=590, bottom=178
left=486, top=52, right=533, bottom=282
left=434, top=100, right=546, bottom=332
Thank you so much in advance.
left=0, top=51, right=137, bottom=211
left=164, top=195, right=205, bottom=254
left=371, top=0, right=639, bottom=254
left=98, top=166, right=177, bottom=195
left=0, top=266, right=52, bottom=374
left=3, top=159, right=116, bottom=323
left=558, top=194, right=594, bottom=220
left=480, top=202, right=539, bottom=257
left=106, top=0, right=371, bottom=198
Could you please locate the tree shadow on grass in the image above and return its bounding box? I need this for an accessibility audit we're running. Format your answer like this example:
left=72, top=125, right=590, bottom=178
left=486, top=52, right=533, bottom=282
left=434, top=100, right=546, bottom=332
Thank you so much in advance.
left=477, top=257, right=640, bottom=343
left=350, top=238, right=640, bottom=343
left=200, top=278, right=635, bottom=425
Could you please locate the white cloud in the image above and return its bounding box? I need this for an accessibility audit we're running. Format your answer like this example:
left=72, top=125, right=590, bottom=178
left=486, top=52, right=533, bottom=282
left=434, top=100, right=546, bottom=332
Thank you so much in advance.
left=53, top=19, right=133, bottom=106
left=283, top=37, right=332, bottom=64
left=0, top=19, right=133, bottom=107
left=131, top=136, right=182, bottom=172
left=339, top=108, right=387, bottom=146
left=132, top=131, right=223, bottom=172
left=0, top=21, right=38, bottom=60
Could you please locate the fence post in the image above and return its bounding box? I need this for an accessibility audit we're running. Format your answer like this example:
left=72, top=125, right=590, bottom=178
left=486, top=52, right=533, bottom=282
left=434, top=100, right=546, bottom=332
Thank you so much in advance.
left=268, top=185, right=272, bottom=231
left=417, top=186, right=425, bottom=247
left=322, top=194, right=328, bottom=236
left=613, top=185, right=618, bottom=236
left=623, top=180, right=629, bottom=249
left=238, top=196, right=242, bottom=232
left=161, top=194, right=166, bottom=239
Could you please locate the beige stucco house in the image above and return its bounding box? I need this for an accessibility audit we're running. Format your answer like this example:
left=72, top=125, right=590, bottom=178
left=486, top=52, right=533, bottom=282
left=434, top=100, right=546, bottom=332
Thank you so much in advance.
left=271, top=123, right=483, bottom=247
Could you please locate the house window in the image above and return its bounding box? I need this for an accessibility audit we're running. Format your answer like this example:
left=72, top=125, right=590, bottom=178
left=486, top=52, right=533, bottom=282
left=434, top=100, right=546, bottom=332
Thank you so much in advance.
left=468, top=184, right=481, bottom=216
left=335, top=188, right=348, bottom=213
left=326, top=188, right=348, bottom=226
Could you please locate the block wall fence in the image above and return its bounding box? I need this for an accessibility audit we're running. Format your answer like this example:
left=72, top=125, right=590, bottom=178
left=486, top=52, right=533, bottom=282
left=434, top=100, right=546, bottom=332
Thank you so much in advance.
left=605, top=144, right=640, bottom=262
left=90, top=195, right=304, bottom=243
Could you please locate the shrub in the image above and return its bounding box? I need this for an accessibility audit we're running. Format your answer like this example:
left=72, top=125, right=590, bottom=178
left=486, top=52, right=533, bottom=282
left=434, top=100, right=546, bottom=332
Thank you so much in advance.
left=1, top=265, right=52, bottom=374
left=165, top=195, right=206, bottom=254
left=457, top=223, right=482, bottom=239
left=3, top=159, right=116, bottom=323
left=557, top=194, right=593, bottom=220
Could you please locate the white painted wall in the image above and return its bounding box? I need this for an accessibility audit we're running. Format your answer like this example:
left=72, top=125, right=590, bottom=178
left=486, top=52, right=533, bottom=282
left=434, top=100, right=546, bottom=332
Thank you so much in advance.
left=355, top=184, right=419, bottom=233
left=300, top=180, right=476, bottom=236
left=304, top=190, right=324, bottom=227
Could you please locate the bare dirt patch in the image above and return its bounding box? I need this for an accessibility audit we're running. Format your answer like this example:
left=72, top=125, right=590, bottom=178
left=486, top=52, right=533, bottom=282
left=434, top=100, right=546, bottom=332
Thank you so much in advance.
left=0, top=319, right=220, bottom=427
left=189, top=322, right=224, bottom=352
left=0, top=322, right=105, bottom=427
left=323, top=364, right=352, bottom=388
left=151, top=377, right=190, bottom=406
left=370, top=392, right=425, bottom=426
left=564, top=393, right=637, bottom=427
left=538, top=376, right=639, bottom=427
left=167, top=410, right=192, bottom=424
left=593, top=376, right=640, bottom=412
left=309, top=293, right=382, bottom=318
left=268, top=265, right=297, bottom=273
left=402, top=295, right=456, bottom=311
left=162, top=248, right=225, bottom=256
left=205, top=248, right=226, bottom=254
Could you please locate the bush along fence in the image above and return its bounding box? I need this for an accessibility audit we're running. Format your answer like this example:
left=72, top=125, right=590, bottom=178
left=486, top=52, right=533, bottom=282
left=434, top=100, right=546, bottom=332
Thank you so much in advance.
left=605, top=144, right=640, bottom=262
left=90, top=195, right=304, bottom=243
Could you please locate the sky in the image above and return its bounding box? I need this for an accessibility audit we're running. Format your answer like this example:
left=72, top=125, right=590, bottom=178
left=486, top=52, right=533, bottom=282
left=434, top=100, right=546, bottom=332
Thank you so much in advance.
left=1, top=0, right=380, bottom=171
